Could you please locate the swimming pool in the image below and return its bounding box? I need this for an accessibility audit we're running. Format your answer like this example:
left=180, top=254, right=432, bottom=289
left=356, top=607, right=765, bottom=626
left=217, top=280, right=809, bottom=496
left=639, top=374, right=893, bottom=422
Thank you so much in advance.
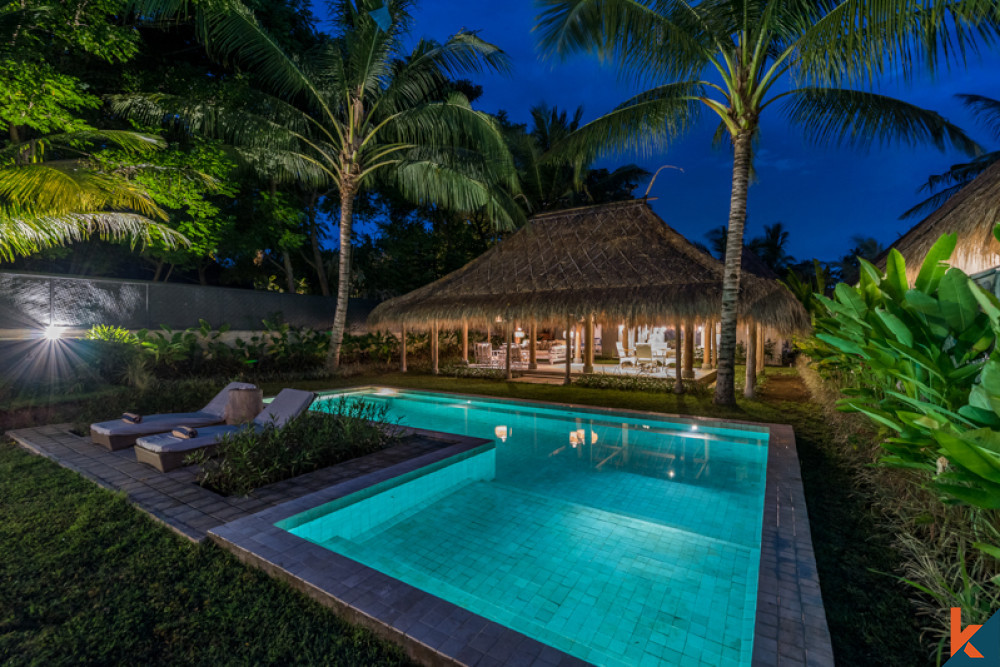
left=280, top=388, right=769, bottom=666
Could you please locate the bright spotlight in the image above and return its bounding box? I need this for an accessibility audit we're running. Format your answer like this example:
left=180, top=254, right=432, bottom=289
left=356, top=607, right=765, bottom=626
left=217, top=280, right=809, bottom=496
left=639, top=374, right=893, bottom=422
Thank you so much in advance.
left=43, top=326, right=63, bottom=341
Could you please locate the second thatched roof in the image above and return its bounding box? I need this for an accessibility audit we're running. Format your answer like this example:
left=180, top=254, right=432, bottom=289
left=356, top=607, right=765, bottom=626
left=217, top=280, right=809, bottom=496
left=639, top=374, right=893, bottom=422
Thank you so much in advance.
left=883, top=158, right=1000, bottom=280
left=368, top=200, right=809, bottom=334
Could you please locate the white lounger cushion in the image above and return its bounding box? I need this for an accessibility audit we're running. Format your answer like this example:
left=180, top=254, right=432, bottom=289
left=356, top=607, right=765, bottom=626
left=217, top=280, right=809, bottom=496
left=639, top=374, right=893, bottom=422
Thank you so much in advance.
left=134, top=389, right=316, bottom=456
left=91, top=381, right=257, bottom=438
left=135, top=424, right=255, bottom=454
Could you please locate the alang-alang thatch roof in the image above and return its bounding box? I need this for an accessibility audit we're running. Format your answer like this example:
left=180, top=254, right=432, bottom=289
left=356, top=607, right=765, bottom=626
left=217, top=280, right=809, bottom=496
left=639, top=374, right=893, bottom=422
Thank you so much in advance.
left=883, top=159, right=1000, bottom=281
left=368, top=200, right=809, bottom=334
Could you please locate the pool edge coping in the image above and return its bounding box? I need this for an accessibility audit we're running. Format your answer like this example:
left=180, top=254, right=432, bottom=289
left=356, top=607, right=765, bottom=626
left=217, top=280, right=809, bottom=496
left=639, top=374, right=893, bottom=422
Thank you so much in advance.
left=210, top=386, right=834, bottom=667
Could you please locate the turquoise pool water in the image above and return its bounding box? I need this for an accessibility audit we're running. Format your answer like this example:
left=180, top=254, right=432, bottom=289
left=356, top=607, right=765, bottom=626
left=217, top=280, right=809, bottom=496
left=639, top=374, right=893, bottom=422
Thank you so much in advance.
left=282, top=388, right=769, bottom=666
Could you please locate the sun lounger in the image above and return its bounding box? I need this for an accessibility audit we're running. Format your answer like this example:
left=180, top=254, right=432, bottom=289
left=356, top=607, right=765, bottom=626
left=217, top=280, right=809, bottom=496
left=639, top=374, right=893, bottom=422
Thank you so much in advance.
left=89, top=381, right=257, bottom=451
left=133, top=388, right=316, bottom=472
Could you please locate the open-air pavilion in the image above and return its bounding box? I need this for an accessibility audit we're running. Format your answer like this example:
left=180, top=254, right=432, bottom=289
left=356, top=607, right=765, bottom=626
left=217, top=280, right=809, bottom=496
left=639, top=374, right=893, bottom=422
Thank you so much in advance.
left=368, top=199, right=809, bottom=388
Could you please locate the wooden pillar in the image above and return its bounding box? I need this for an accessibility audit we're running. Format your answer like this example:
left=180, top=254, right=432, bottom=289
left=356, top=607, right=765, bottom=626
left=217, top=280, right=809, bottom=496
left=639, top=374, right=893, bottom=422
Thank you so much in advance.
left=674, top=319, right=684, bottom=394
left=529, top=321, right=538, bottom=370
left=712, top=320, right=720, bottom=367
left=701, top=321, right=711, bottom=369
left=683, top=319, right=695, bottom=379
left=461, top=320, right=469, bottom=363
left=744, top=322, right=757, bottom=398
left=584, top=314, right=595, bottom=374
left=564, top=316, right=573, bottom=385
left=431, top=321, right=440, bottom=375
left=573, top=323, right=583, bottom=363
left=400, top=325, right=407, bottom=373
left=505, top=321, right=512, bottom=380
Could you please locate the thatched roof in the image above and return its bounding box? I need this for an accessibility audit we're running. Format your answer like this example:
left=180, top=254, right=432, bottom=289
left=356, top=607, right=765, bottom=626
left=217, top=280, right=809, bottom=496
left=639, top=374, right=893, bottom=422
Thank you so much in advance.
left=882, top=159, right=1000, bottom=280
left=368, top=200, right=809, bottom=334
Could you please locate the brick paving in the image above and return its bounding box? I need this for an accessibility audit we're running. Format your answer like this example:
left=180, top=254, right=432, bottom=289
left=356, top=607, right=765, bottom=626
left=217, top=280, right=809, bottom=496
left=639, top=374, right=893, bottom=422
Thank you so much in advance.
left=6, top=423, right=467, bottom=542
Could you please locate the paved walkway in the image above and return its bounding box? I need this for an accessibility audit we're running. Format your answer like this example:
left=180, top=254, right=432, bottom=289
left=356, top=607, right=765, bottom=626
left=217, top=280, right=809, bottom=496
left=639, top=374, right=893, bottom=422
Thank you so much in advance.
left=6, top=424, right=462, bottom=542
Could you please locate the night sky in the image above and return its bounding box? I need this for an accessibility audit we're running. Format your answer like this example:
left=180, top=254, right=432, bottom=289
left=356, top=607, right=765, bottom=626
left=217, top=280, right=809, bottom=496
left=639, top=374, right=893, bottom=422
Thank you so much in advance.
left=320, top=1, right=1000, bottom=263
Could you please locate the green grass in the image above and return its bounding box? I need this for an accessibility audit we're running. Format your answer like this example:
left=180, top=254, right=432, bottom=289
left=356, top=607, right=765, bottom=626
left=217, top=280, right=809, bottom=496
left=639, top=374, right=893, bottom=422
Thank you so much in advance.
left=1, top=366, right=929, bottom=665
left=0, top=445, right=413, bottom=666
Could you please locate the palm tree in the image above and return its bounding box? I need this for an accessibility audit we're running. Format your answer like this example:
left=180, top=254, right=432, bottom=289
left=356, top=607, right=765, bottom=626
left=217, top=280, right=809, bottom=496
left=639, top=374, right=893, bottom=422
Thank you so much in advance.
left=749, top=222, right=794, bottom=274
left=837, top=234, right=886, bottom=284
left=902, top=94, right=1000, bottom=219
left=123, top=0, right=521, bottom=370
left=536, top=0, right=985, bottom=405
left=506, top=103, right=649, bottom=212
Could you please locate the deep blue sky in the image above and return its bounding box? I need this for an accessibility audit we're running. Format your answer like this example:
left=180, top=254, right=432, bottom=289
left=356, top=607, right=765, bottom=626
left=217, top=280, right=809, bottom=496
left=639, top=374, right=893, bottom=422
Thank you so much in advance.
left=319, top=1, right=1000, bottom=262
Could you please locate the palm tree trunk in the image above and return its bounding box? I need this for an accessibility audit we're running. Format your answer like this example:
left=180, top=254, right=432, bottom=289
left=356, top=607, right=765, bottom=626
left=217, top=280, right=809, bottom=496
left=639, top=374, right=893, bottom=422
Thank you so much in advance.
left=327, top=186, right=355, bottom=371
left=283, top=251, right=295, bottom=293
left=674, top=319, right=684, bottom=394
left=714, top=131, right=753, bottom=406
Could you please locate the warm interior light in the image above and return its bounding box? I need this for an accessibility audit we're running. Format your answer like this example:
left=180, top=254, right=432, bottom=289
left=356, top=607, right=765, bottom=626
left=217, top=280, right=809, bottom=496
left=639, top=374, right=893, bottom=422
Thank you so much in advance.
left=591, top=431, right=598, bottom=445
left=569, top=431, right=579, bottom=447
left=43, top=326, right=63, bottom=341
left=494, top=425, right=508, bottom=442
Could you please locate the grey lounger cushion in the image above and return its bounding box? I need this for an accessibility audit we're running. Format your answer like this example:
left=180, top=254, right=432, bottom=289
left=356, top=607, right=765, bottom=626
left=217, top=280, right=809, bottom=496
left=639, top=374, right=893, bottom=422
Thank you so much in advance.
left=134, top=388, right=316, bottom=471
left=90, top=381, right=257, bottom=450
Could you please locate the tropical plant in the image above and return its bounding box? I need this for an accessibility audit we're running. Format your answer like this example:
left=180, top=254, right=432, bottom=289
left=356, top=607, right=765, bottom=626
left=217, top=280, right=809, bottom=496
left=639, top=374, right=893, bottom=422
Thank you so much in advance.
left=784, top=258, right=830, bottom=316
left=536, top=0, right=987, bottom=405
left=749, top=222, right=794, bottom=273
left=188, top=399, right=400, bottom=495
left=504, top=103, right=649, bottom=212
left=805, top=231, right=1000, bottom=557
left=0, top=4, right=187, bottom=262
left=118, top=0, right=523, bottom=371
left=903, top=94, right=1000, bottom=219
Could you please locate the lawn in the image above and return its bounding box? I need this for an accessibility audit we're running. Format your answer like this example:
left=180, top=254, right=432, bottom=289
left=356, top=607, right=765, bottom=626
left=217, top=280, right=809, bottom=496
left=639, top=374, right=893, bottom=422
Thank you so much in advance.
left=1, top=367, right=929, bottom=666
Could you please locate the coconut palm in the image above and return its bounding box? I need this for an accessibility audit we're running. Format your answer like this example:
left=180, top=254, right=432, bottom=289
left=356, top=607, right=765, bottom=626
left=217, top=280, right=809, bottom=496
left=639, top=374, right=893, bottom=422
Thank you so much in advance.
left=536, top=0, right=988, bottom=405
left=749, top=222, right=794, bottom=274
left=902, top=94, right=1000, bottom=219
left=507, top=103, right=650, bottom=212
left=123, top=0, right=522, bottom=370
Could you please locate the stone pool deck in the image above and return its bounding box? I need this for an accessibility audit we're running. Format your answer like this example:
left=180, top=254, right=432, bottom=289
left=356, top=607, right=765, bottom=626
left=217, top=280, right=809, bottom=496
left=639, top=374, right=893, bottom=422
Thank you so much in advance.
left=7, top=399, right=834, bottom=667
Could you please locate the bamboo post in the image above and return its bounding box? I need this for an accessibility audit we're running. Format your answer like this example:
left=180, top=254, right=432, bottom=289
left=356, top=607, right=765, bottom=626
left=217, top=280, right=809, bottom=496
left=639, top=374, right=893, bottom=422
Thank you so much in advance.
left=529, top=321, right=538, bottom=370
left=461, top=320, right=468, bottom=364
left=674, top=319, right=684, bottom=394
left=564, top=316, right=572, bottom=385
left=431, top=321, right=439, bottom=375
left=744, top=322, right=757, bottom=398
left=573, top=323, right=582, bottom=363
left=225, top=387, right=264, bottom=425
left=683, top=319, right=695, bottom=379
left=400, top=325, right=407, bottom=373
left=505, top=320, right=512, bottom=380
left=584, top=314, right=595, bottom=374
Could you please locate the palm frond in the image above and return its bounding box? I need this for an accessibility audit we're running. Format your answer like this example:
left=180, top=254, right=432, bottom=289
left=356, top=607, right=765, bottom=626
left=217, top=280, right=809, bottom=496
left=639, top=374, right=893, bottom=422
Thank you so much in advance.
left=783, top=87, right=983, bottom=155
left=796, top=0, right=1000, bottom=86
left=535, top=0, right=715, bottom=84
left=899, top=183, right=968, bottom=220
left=0, top=164, right=167, bottom=220
left=0, top=212, right=186, bottom=262
left=544, top=81, right=703, bottom=161
left=957, top=93, right=1000, bottom=142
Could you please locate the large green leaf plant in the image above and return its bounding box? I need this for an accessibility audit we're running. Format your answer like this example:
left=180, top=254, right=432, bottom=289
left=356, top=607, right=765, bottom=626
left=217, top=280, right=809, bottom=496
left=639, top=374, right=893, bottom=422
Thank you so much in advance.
left=807, top=229, right=1000, bottom=554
